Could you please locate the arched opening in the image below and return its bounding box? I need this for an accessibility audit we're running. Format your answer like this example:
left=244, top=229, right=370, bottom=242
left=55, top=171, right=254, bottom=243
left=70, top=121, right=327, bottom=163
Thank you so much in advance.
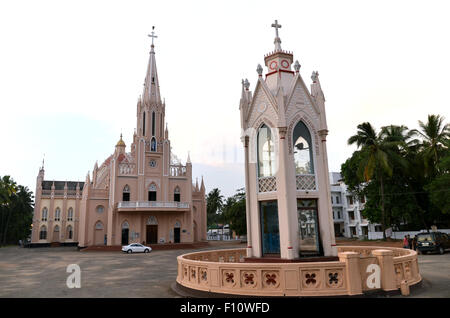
left=121, top=221, right=129, bottom=245
left=257, top=124, right=275, bottom=177
left=174, top=186, right=180, bottom=202
left=39, top=225, right=47, bottom=240
left=41, top=207, right=48, bottom=221
left=94, top=221, right=105, bottom=245
left=67, top=225, right=73, bottom=240
left=53, top=225, right=60, bottom=242
left=148, top=183, right=157, bottom=201
left=54, top=207, right=61, bottom=221
left=146, top=216, right=158, bottom=244
left=293, top=121, right=314, bottom=174
left=174, top=221, right=181, bottom=243
left=151, top=111, right=156, bottom=136
left=151, top=137, right=157, bottom=152
left=143, top=111, right=146, bottom=136
left=67, top=207, right=73, bottom=221
left=122, top=185, right=130, bottom=201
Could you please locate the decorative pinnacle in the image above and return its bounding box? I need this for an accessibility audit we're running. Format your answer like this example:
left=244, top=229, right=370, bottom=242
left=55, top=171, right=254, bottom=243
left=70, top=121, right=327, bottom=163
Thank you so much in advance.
left=294, top=60, right=301, bottom=73
left=257, top=64, right=263, bottom=76
left=311, top=71, right=319, bottom=82
left=244, top=79, right=250, bottom=90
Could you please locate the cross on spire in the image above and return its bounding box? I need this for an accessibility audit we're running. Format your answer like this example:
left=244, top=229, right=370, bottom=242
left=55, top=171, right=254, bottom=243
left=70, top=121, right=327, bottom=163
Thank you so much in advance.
left=271, top=20, right=282, bottom=38
left=148, top=26, right=158, bottom=46
left=271, top=20, right=282, bottom=51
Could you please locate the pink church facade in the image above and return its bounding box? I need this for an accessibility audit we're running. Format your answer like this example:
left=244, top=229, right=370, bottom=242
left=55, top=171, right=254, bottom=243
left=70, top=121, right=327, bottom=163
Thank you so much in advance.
left=31, top=39, right=207, bottom=247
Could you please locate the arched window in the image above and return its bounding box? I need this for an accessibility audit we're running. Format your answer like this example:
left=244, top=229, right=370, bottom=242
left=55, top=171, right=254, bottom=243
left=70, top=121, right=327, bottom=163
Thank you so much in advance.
left=293, top=121, right=314, bottom=174
left=95, top=221, right=104, bottom=230
left=67, top=207, right=73, bottom=221
left=39, top=225, right=47, bottom=240
left=96, top=205, right=104, bottom=214
left=41, top=207, right=48, bottom=221
left=151, top=137, right=157, bottom=152
left=174, top=186, right=180, bottom=202
left=148, top=184, right=157, bottom=201
left=257, top=124, right=275, bottom=177
left=54, top=225, right=60, bottom=232
left=143, top=111, right=146, bottom=136
left=123, top=185, right=130, bottom=201
left=67, top=225, right=73, bottom=240
left=151, top=111, right=156, bottom=136
left=54, top=207, right=61, bottom=221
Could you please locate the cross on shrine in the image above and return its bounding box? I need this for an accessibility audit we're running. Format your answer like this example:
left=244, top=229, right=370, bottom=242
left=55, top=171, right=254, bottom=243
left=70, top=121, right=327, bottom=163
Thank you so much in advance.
left=148, top=26, right=158, bottom=45
left=271, top=20, right=282, bottom=38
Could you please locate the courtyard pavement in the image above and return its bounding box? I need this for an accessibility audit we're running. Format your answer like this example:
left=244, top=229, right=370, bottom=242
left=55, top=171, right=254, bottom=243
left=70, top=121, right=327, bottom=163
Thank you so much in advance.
left=0, top=242, right=448, bottom=298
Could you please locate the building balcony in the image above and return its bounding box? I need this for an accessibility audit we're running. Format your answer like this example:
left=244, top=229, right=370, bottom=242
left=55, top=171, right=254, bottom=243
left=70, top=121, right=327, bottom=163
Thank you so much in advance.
left=116, top=201, right=190, bottom=212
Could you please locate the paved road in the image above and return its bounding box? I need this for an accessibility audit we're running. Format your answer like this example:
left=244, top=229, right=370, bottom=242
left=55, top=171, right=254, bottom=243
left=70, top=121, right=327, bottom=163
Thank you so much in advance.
left=0, top=243, right=448, bottom=297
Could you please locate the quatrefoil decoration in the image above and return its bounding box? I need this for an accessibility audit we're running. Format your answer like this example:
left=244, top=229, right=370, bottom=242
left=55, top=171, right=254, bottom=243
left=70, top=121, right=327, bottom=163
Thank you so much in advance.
left=191, top=269, right=196, bottom=279
left=201, top=270, right=207, bottom=281
left=328, top=272, right=339, bottom=285
left=305, top=273, right=316, bottom=284
left=244, top=273, right=255, bottom=285
left=225, top=272, right=234, bottom=283
left=265, top=273, right=277, bottom=285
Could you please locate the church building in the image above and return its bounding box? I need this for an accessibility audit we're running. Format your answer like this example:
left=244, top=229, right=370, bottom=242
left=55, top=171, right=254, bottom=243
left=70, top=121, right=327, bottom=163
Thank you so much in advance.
left=31, top=30, right=207, bottom=247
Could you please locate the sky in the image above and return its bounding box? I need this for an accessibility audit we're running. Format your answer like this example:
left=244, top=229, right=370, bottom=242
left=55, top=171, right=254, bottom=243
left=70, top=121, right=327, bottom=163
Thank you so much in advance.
left=0, top=0, right=449, bottom=198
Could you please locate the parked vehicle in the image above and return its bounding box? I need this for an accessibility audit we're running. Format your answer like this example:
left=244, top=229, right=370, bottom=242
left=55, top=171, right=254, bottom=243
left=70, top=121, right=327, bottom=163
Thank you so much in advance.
left=122, top=243, right=152, bottom=254
left=416, top=232, right=450, bottom=255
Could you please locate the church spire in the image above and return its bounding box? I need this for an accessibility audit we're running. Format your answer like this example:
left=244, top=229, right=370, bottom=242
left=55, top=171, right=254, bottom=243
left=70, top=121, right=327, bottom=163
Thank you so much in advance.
left=271, top=20, right=282, bottom=51
left=142, top=26, right=161, bottom=106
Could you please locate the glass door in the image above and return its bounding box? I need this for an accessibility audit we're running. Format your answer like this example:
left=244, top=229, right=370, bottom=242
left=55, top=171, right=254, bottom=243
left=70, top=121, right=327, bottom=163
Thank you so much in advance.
left=260, top=200, right=280, bottom=255
left=297, top=199, right=320, bottom=256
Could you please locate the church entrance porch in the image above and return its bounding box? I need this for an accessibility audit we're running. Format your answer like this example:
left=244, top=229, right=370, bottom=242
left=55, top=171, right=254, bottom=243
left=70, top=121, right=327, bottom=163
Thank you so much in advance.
left=146, top=225, right=158, bottom=244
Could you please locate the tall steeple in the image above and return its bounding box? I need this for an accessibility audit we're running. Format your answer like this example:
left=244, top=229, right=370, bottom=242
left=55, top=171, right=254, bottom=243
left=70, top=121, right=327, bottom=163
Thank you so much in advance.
left=142, top=26, right=161, bottom=106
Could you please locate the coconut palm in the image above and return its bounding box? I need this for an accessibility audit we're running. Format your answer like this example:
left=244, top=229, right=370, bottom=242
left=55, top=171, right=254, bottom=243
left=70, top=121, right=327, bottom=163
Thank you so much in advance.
left=206, top=188, right=224, bottom=227
left=414, top=114, right=450, bottom=177
left=348, top=122, right=403, bottom=239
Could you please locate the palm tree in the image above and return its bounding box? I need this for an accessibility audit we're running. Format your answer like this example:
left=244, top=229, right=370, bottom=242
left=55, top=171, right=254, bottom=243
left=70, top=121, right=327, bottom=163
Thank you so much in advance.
left=348, top=122, right=402, bottom=239
left=414, top=114, right=450, bottom=177
left=206, top=188, right=224, bottom=227
left=0, top=176, right=18, bottom=245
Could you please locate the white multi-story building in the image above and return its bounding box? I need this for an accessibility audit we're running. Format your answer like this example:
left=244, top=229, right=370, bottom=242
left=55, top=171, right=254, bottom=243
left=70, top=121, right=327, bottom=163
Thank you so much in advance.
left=329, top=172, right=381, bottom=239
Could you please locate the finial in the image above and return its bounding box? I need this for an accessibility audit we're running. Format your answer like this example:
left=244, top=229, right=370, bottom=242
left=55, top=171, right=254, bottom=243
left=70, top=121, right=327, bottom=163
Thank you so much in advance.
left=244, top=79, right=250, bottom=90
left=294, top=60, right=301, bottom=73
left=271, top=20, right=282, bottom=51
left=311, top=71, right=319, bottom=82
left=148, top=26, right=158, bottom=48
left=257, top=64, right=263, bottom=76
left=187, top=151, right=191, bottom=164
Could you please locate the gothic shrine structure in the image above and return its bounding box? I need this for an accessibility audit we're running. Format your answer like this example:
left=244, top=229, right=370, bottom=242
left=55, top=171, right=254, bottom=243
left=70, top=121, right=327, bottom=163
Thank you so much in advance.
left=31, top=32, right=207, bottom=247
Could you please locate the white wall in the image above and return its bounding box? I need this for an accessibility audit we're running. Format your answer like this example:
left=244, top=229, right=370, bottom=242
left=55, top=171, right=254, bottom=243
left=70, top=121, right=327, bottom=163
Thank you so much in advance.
left=368, top=229, right=450, bottom=240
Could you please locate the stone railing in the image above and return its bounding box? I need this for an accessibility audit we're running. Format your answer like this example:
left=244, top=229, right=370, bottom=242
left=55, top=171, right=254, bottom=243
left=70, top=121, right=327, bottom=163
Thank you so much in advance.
left=117, top=201, right=189, bottom=209
left=296, top=174, right=316, bottom=191
left=176, top=246, right=421, bottom=297
left=170, top=165, right=187, bottom=177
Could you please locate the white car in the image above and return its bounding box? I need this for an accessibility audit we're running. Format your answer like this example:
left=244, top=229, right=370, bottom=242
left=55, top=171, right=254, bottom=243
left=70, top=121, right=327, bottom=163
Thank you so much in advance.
left=122, top=243, right=152, bottom=254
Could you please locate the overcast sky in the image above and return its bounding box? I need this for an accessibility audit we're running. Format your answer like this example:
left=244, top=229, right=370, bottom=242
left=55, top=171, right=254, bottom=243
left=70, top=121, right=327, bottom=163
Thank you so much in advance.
left=0, top=0, right=449, bottom=198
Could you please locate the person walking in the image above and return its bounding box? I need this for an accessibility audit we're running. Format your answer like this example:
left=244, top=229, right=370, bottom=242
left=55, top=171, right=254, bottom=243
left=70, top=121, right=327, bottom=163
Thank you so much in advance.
left=407, top=235, right=413, bottom=249
left=412, top=235, right=418, bottom=250
left=403, top=235, right=409, bottom=249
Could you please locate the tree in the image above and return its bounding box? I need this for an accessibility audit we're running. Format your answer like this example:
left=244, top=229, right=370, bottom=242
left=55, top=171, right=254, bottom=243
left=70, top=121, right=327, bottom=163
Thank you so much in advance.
left=347, top=122, right=405, bottom=239
left=206, top=188, right=224, bottom=228
left=221, top=189, right=246, bottom=236
left=0, top=176, right=33, bottom=245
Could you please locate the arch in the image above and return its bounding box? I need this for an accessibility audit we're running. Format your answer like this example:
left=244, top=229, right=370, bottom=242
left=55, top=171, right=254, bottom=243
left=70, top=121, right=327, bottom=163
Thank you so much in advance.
left=151, top=137, right=157, bottom=152
left=257, top=123, right=275, bottom=177
left=121, top=221, right=129, bottom=245
left=122, top=221, right=130, bottom=229
left=174, top=220, right=181, bottom=243
left=94, top=221, right=105, bottom=245
left=174, top=220, right=181, bottom=228
left=67, top=225, right=73, bottom=240
left=41, top=207, right=48, bottom=221
left=151, top=111, right=156, bottom=136
left=122, top=184, right=130, bottom=201
left=292, top=120, right=314, bottom=174
left=39, top=225, right=47, bottom=240
left=148, top=183, right=157, bottom=201
left=174, top=186, right=181, bottom=202
left=54, top=207, right=61, bottom=221
left=143, top=111, right=146, bottom=136
left=147, top=216, right=158, bottom=225
left=288, top=113, right=320, bottom=155
left=53, top=225, right=60, bottom=242
left=67, top=207, right=73, bottom=221
left=96, top=205, right=105, bottom=214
